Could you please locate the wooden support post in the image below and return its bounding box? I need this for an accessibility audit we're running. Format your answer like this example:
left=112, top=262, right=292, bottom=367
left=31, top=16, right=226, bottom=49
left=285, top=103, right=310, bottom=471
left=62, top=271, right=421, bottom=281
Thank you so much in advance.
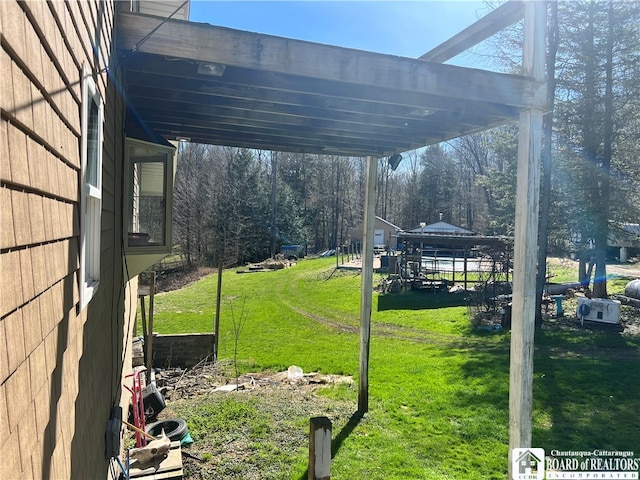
left=358, top=155, right=377, bottom=414
left=308, top=416, right=332, bottom=480
left=508, top=1, right=546, bottom=476
left=214, top=258, right=223, bottom=362
left=145, top=272, right=156, bottom=376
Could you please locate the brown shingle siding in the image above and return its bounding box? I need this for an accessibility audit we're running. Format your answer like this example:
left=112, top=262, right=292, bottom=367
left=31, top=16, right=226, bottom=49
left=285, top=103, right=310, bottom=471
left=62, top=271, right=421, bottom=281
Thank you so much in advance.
left=0, top=50, right=16, bottom=116
left=26, top=137, right=48, bottom=194
left=10, top=189, right=31, bottom=245
left=28, top=193, right=46, bottom=244
left=0, top=187, right=16, bottom=249
left=0, top=319, right=9, bottom=382
left=1, top=250, right=23, bottom=315
left=28, top=341, right=47, bottom=396
left=30, top=243, right=48, bottom=295
left=22, top=298, right=42, bottom=356
left=0, top=120, right=10, bottom=182
left=7, top=122, right=30, bottom=187
left=4, top=308, right=26, bottom=374
left=11, top=60, right=35, bottom=130
left=4, top=360, right=31, bottom=434
left=19, top=248, right=36, bottom=301
left=1, top=1, right=27, bottom=61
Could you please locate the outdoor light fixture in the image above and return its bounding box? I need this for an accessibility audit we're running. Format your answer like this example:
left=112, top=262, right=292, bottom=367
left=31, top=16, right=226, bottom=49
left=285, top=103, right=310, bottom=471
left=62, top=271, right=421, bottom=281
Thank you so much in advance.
left=197, top=62, right=226, bottom=76
left=388, top=153, right=402, bottom=171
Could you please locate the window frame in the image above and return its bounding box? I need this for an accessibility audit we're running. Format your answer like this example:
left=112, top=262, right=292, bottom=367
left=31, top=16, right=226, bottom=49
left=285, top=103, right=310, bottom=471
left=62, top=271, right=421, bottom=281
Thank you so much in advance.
left=124, top=137, right=175, bottom=256
left=79, top=64, right=104, bottom=310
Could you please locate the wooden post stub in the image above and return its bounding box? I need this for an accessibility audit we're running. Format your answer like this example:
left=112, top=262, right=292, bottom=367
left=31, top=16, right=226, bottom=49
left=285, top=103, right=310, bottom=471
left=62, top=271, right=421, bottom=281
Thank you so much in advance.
left=309, top=416, right=332, bottom=480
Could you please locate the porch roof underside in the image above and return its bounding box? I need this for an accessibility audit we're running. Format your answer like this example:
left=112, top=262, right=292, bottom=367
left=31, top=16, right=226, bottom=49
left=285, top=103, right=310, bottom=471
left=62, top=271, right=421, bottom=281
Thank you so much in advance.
left=117, top=10, right=543, bottom=158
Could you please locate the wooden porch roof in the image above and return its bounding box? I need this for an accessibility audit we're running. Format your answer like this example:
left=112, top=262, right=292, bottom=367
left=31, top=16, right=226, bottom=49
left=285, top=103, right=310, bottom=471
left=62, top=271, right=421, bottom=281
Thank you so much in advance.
left=116, top=1, right=544, bottom=157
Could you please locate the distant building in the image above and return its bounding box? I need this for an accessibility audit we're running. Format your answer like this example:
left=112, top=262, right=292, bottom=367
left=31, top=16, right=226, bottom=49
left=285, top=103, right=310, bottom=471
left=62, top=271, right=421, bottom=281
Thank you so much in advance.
left=350, top=216, right=402, bottom=250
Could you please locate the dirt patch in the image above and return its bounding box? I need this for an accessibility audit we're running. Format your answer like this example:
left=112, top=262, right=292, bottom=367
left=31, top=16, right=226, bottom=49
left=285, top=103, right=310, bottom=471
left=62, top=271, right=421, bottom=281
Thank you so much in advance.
left=154, top=360, right=354, bottom=402
left=147, top=266, right=216, bottom=293
left=147, top=361, right=356, bottom=479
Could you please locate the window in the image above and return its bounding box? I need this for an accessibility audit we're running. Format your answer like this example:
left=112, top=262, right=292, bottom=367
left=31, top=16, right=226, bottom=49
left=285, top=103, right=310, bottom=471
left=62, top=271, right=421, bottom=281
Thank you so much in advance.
left=80, top=65, right=104, bottom=309
left=124, top=138, right=175, bottom=253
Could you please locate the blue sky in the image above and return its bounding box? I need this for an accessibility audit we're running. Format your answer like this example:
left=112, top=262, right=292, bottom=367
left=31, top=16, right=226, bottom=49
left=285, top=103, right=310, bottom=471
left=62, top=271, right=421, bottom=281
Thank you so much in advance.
left=189, top=1, right=491, bottom=65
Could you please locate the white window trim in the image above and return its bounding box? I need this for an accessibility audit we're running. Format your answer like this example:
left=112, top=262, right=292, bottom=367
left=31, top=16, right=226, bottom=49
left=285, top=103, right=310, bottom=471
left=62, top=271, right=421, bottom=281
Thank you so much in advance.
left=79, top=64, right=104, bottom=310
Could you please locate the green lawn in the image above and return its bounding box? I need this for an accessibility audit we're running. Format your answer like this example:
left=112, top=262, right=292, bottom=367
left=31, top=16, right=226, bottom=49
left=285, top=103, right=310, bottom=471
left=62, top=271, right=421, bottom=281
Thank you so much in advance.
left=150, top=257, right=640, bottom=479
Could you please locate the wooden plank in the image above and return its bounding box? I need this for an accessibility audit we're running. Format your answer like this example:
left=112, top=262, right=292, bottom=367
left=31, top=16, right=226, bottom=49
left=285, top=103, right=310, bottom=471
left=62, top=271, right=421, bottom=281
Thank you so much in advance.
left=308, top=417, right=332, bottom=480
left=129, top=441, right=183, bottom=478
left=420, top=1, right=525, bottom=63
left=508, top=2, right=546, bottom=476
left=117, top=12, right=544, bottom=110
left=146, top=272, right=156, bottom=375
left=124, top=57, right=521, bottom=119
left=358, top=156, right=377, bottom=414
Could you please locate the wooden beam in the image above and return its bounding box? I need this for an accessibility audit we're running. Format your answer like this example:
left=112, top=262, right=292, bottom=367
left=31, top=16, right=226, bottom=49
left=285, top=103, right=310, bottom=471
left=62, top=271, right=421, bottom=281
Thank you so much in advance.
left=146, top=271, right=156, bottom=376
left=420, top=0, right=525, bottom=63
left=358, top=156, right=377, bottom=414
left=117, top=12, right=544, bottom=110
left=508, top=1, right=546, bottom=476
left=308, top=417, right=332, bottom=480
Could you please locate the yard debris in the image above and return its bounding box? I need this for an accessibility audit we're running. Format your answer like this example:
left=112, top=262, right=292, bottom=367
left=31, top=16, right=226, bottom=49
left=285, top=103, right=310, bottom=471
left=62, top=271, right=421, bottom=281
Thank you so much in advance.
left=155, top=360, right=353, bottom=401
left=237, top=255, right=293, bottom=273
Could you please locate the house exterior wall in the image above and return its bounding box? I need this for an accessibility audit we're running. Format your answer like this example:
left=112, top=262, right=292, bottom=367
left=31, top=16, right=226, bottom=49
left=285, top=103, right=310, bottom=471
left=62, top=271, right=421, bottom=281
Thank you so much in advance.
left=1, top=1, right=135, bottom=478
left=350, top=217, right=400, bottom=249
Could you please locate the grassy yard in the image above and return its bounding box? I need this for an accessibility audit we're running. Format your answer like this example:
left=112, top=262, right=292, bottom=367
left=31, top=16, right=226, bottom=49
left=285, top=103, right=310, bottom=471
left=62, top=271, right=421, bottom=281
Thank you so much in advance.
left=149, top=257, right=640, bottom=479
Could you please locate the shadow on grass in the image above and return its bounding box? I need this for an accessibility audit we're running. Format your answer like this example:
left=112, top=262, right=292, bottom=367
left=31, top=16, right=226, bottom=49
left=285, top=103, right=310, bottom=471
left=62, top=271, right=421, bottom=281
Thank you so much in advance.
left=298, top=411, right=364, bottom=480
left=378, top=292, right=468, bottom=311
left=532, top=329, right=640, bottom=450
left=453, top=327, right=640, bottom=451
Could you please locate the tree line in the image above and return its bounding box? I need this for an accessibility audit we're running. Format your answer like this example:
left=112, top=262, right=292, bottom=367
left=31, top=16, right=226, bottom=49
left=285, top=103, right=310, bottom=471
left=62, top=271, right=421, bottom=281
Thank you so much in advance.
left=172, top=1, right=640, bottom=289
